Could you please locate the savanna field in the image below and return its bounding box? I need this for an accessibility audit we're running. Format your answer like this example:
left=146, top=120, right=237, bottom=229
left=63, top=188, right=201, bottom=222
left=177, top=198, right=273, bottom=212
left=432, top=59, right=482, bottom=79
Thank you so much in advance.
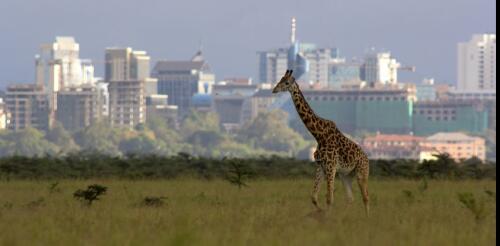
left=0, top=179, right=495, bottom=246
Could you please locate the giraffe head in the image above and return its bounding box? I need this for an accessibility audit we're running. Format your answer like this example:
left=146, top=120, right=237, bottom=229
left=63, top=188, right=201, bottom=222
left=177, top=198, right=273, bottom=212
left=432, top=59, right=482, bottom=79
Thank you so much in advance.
left=272, top=70, right=296, bottom=93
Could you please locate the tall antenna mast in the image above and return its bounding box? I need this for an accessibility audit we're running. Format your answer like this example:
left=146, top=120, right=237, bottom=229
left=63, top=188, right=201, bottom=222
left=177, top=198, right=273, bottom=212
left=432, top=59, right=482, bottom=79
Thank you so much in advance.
left=290, top=17, right=296, bottom=44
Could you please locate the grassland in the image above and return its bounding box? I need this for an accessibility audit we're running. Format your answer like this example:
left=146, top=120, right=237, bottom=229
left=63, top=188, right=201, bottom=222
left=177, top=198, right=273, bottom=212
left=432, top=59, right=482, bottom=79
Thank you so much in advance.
left=0, top=179, right=496, bottom=246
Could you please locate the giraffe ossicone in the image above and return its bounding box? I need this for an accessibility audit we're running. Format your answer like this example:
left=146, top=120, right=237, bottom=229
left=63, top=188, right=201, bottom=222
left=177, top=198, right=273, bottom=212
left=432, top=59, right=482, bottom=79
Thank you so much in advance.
left=272, top=70, right=370, bottom=216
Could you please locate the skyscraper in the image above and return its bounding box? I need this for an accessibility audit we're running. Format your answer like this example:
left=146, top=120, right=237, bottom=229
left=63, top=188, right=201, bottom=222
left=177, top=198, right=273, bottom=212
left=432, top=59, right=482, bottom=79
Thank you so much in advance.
left=457, top=34, right=496, bottom=92
left=105, top=47, right=151, bottom=81
left=108, top=80, right=146, bottom=128
left=35, top=36, right=96, bottom=114
left=151, top=50, right=215, bottom=115
left=105, top=47, right=157, bottom=129
left=257, top=18, right=330, bottom=87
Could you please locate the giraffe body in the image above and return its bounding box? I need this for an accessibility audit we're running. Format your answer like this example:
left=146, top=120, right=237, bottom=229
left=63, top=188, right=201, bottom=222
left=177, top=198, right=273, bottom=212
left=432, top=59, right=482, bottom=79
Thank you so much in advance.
left=273, top=70, right=370, bottom=215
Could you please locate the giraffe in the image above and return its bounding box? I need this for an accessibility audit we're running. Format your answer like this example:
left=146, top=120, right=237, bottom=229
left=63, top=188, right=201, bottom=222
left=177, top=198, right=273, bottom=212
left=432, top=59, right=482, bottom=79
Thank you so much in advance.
left=272, top=70, right=370, bottom=216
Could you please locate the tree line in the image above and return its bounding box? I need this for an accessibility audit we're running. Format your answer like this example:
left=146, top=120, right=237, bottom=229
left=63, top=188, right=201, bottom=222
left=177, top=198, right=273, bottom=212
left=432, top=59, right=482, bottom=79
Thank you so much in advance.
left=0, top=152, right=495, bottom=180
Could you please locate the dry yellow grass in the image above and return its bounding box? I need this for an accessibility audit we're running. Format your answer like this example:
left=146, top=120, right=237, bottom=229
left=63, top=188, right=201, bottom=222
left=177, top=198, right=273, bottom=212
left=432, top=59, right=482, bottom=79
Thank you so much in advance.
left=0, top=179, right=496, bottom=246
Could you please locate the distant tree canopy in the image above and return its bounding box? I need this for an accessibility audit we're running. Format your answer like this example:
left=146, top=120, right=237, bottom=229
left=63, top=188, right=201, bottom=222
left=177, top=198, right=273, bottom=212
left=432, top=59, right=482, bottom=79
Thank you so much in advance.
left=0, top=110, right=313, bottom=158
left=0, top=109, right=493, bottom=163
left=0, top=127, right=59, bottom=157
left=238, top=110, right=311, bottom=155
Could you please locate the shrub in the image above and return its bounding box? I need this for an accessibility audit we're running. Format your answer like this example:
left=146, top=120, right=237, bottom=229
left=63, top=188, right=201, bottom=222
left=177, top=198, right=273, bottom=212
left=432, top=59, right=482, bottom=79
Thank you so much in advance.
left=73, top=184, right=107, bottom=206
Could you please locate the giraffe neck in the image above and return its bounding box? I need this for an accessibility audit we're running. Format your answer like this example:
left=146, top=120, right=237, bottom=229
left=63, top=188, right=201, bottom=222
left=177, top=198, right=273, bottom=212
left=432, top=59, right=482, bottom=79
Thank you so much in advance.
left=289, top=84, right=323, bottom=138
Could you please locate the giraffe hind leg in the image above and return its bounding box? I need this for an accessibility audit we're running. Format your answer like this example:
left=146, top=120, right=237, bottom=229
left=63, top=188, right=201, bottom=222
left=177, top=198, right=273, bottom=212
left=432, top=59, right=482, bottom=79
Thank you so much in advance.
left=356, top=167, right=370, bottom=216
left=311, top=164, right=323, bottom=210
left=340, top=172, right=354, bottom=204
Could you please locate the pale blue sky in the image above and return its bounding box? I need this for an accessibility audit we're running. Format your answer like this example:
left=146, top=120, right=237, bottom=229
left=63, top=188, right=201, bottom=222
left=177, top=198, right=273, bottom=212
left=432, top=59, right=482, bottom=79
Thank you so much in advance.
left=0, top=0, right=496, bottom=87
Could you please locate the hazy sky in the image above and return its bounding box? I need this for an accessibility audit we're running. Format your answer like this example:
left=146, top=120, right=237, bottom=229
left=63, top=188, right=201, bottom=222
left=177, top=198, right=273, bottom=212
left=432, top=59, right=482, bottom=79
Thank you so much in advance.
left=0, top=0, right=496, bottom=87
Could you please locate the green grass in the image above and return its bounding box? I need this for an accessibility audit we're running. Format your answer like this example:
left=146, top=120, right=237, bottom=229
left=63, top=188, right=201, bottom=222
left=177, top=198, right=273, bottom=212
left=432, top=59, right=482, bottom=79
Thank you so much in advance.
left=0, top=179, right=496, bottom=246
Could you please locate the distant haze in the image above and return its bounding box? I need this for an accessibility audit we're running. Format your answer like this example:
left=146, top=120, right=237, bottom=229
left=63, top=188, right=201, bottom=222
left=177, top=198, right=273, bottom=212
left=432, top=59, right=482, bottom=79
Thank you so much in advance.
left=0, top=0, right=496, bottom=87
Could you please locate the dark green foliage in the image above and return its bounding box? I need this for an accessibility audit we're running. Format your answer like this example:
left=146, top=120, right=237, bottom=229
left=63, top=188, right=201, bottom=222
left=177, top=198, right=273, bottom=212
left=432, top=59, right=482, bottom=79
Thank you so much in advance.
left=0, top=152, right=495, bottom=180
left=73, top=184, right=107, bottom=206
left=224, top=158, right=255, bottom=189
left=141, top=196, right=167, bottom=207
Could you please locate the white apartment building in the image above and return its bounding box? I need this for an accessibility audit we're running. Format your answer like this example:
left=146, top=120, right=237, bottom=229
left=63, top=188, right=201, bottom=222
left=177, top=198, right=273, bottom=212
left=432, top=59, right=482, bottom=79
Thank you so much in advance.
left=457, top=34, right=496, bottom=92
left=363, top=51, right=400, bottom=85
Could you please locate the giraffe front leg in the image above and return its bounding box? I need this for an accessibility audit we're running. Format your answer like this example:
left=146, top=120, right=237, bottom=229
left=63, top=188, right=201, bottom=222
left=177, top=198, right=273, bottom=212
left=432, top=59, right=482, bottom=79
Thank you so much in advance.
left=311, top=164, right=323, bottom=210
left=325, top=163, right=337, bottom=209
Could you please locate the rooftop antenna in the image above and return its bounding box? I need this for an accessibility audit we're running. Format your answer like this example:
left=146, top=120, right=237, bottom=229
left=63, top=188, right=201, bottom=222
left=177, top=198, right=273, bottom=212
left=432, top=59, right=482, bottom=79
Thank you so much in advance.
left=290, top=17, right=297, bottom=44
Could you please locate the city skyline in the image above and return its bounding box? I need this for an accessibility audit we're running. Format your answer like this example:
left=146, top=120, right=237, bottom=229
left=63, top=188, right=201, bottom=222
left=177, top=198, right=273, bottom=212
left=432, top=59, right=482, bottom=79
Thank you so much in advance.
left=0, top=0, right=495, bottom=88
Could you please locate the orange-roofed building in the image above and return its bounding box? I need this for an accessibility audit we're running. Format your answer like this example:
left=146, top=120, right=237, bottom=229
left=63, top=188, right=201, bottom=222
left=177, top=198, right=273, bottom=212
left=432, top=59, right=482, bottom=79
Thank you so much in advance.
left=422, top=132, right=486, bottom=162
left=362, top=133, right=425, bottom=160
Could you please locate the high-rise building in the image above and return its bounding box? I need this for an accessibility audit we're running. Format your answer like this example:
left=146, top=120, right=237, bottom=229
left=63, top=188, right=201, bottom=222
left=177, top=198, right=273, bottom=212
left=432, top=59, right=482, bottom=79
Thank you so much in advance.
left=151, top=50, right=215, bottom=115
left=361, top=51, right=400, bottom=85
left=329, top=60, right=362, bottom=89
left=257, top=18, right=330, bottom=87
left=56, top=85, right=103, bottom=131
left=35, top=37, right=96, bottom=113
left=105, top=47, right=151, bottom=81
left=457, top=34, right=496, bottom=92
left=257, top=48, right=289, bottom=84
left=108, top=80, right=145, bottom=129
left=5, top=84, right=50, bottom=131
left=105, top=47, right=157, bottom=128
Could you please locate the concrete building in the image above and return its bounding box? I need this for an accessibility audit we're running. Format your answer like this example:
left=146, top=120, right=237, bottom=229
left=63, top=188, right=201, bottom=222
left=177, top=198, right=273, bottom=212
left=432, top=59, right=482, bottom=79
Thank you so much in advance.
left=212, top=84, right=259, bottom=131
left=279, top=84, right=417, bottom=135
left=56, top=85, right=102, bottom=131
left=35, top=37, right=96, bottom=110
left=257, top=48, right=289, bottom=84
left=105, top=47, right=151, bottom=81
left=423, top=132, right=486, bottom=161
left=412, top=100, right=489, bottom=135
left=362, top=133, right=425, bottom=160
left=457, top=34, right=496, bottom=92
left=146, top=95, right=178, bottom=127
left=108, top=80, right=145, bottom=129
left=0, top=99, right=8, bottom=129
left=415, top=78, right=438, bottom=102
left=362, top=51, right=400, bottom=85
left=328, top=60, right=362, bottom=89
left=151, top=51, right=215, bottom=115
left=5, top=84, right=50, bottom=131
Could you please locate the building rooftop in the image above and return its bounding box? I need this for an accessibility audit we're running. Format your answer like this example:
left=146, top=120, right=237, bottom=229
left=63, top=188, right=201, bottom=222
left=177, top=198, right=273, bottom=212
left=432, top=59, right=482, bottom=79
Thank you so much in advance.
left=364, top=134, right=424, bottom=142
left=426, top=132, right=481, bottom=142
